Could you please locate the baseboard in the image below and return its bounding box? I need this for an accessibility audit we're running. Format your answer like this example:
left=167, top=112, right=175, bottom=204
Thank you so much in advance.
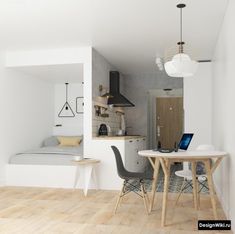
left=214, top=181, right=230, bottom=219
left=0, top=178, right=5, bottom=187
left=213, top=182, right=234, bottom=231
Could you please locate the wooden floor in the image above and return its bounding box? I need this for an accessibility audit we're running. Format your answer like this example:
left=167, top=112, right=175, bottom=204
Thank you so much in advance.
left=0, top=187, right=232, bottom=234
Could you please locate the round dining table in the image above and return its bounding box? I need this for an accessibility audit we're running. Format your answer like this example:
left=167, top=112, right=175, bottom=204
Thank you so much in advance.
left=138, top=149, right=227, bottom=227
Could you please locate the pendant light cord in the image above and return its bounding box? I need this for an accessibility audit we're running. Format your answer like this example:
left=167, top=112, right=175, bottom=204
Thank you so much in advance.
left=177, top=3, right=185, bottom=54
left=65, top=83, right=68, bottom=102
left=180, top=7, right=182, bottom=45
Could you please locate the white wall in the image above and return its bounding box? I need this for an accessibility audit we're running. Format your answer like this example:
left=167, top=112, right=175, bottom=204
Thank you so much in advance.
left=5, top=47, right=92, bottom=157
left=0, top=53, right=54, bottom=184
left=3, top=47, right=126, bottom=190
left=0, top=47, right=92, bottom=183
left=92, top=49, right=115, bottom=104
left=92, top=49, right=125, bottom=104
left=184, top=63, right=212, bottom=150
left=90, top=49, right=130, bottom=189
left=54, top=83, right=84, bottom=136
left=212, top=0, right=235, bottom=228
left=123, top=73, right=183, bottom=136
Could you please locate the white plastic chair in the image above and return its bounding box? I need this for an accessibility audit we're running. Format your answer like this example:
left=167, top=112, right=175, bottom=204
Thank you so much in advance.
left=175, top=144, right=215, bottom=205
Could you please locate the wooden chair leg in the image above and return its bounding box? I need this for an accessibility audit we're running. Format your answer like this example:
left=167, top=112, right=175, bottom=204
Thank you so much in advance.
left=114, top=181, right=125, bottom=214
left=191, top=161, right=198, bottom=209
left=119, top=183, right=125, bottom=206
left=196, top=178, right=200, bottom=209
left=175, top=178, right=185, bottom=206
left=140, top=183, right=149, bottom=214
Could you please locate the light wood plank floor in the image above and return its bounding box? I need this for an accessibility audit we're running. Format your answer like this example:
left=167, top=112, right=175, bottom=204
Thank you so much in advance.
left=0, top=187, right=232, bottom=234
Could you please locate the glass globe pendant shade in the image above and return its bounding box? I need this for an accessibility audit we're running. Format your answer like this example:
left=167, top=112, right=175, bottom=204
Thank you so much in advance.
left=164, top=53, right=198, bottom=78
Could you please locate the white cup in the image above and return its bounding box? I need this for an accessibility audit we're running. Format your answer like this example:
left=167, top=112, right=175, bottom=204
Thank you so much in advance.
left=74, top=155, right=82, bottom=161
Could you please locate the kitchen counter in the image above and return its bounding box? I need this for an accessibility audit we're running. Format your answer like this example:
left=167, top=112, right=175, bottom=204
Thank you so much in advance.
left=93, top=135, right=145, bottom=140
left=90, top=135, right=148, bottom=190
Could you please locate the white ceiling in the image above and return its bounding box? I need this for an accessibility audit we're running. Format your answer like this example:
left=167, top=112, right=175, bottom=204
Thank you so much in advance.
left=0, top=0, right=228, bottom=75
left=11, top=64, right=83, bottom=83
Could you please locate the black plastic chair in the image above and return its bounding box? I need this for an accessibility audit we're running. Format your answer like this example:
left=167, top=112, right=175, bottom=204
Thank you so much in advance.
left=111, top=145, right=152, bottom=214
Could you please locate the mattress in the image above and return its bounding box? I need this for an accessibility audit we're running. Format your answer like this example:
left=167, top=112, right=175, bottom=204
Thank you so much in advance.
left=9, top=146, right=83, bottom=166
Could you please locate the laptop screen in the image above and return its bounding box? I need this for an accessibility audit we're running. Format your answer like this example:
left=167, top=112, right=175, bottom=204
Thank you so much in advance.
left=178, top=133, right=194, bottom=150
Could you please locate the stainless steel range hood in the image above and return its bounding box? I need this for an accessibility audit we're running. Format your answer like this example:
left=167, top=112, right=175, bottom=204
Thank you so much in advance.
left=107, top=71, right=135, bottom=107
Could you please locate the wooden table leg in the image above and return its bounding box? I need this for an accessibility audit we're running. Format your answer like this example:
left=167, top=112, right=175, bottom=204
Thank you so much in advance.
left=159, top=158, right=170, bottom=227
left=191, top=161, right=198, bottom=210
left=204, top=159, right=218, bottom=219
left=84, top=165, right=93, bottom=196
left=148, top=157, right=160, bottom=212
left=73, top=166, right=80, bottom=190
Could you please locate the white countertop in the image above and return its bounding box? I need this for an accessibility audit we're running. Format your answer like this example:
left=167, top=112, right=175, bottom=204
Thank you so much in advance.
left=93, top=135, right=146, bottom=140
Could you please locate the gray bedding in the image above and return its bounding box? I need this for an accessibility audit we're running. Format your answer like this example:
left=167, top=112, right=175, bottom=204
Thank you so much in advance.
left=9, top=146, right=83, bottom=165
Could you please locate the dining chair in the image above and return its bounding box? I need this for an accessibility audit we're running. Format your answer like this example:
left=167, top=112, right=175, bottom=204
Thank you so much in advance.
left=174, top=144, right=215, bottom=205
left=111, top=145, right=152, bottom=214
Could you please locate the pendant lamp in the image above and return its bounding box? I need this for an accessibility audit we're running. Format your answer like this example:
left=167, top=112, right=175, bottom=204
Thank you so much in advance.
left=164, top=4, right=198, bottom=78
left=58, top=83, right=75, bottom=117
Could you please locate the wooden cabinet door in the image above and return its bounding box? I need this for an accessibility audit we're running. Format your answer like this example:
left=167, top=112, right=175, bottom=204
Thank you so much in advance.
left=156, top=97, right=183, bottom=148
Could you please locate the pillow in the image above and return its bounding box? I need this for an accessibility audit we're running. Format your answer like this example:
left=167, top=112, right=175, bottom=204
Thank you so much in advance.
left=57, top=136, right=82, bottom=146
left=42, top=136, right=59, bottom=147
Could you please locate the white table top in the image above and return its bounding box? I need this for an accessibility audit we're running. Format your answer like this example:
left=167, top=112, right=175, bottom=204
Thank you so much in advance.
left=71, top=158, right=100, bottom=165
left=138, top=150, right=227, bottom=159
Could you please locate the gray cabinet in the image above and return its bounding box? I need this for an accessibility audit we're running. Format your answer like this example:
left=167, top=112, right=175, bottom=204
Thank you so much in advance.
left=125, top=137, right=147, bottom=172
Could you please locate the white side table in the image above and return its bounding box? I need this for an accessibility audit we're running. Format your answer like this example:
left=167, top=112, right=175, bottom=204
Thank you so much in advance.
left=72, top=158, right=100, bottom=196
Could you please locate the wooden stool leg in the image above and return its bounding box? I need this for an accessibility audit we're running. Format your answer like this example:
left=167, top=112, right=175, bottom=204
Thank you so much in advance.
left=73, top=166, right=80, bottom=190
left=84, top=165, right=93, bottom=196
left=114, top=181, right=125, bottom=214
left=91, top=167, right=99, bottom=190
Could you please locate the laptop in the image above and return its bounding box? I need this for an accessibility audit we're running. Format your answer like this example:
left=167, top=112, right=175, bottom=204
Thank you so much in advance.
left=154, top=133, right=194, bottom=153
left=177, top=133, right=194, bottom=151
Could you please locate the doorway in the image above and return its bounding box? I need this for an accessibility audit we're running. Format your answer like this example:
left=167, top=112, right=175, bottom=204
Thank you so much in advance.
left=156, top=97, right=183, bottom=148
left=147, top=89, right=183, bottom=149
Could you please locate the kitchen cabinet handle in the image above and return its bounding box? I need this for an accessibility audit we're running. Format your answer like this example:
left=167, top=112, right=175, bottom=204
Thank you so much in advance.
left=137, top=139, right=139, bottom=142
left=143, top=138, right=146, bottom=141
left=137, top=161, right=139, bottom=164
left=129, top=140, right=133, bottom=143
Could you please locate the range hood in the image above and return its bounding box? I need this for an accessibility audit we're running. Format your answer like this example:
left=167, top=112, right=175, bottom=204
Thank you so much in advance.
left=107, top=71, right=135, bottom=107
